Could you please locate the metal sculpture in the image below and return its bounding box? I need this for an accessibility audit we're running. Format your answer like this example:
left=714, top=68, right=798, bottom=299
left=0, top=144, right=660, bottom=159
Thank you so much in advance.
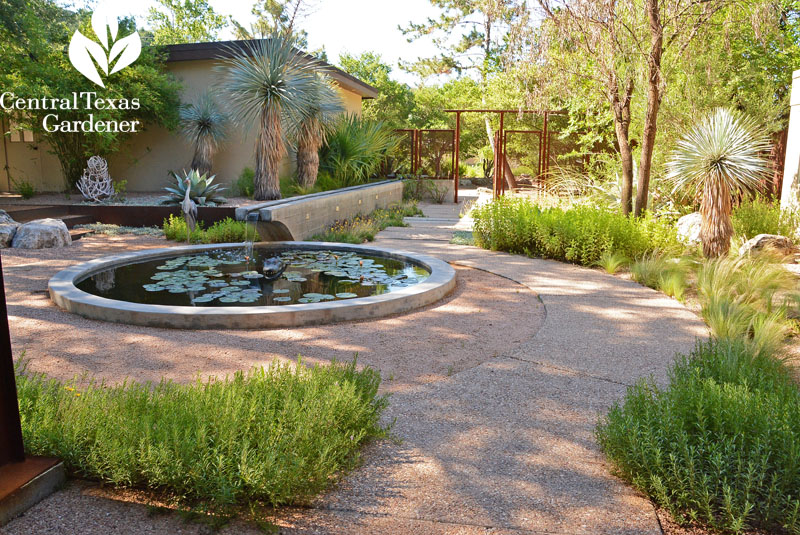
left=262, top=257, right=286, bottom=280
left=181, top=177, right=197, bottom=244
left=77, top=156, right=115, bottom=202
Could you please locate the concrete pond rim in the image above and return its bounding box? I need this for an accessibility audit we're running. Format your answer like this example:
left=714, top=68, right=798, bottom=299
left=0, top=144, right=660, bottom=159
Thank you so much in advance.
left=48, top=241, right=457, bottom=330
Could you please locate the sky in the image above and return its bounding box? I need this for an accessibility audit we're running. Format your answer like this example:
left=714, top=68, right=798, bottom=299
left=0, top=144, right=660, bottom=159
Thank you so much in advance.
left=71, top=0, right=444, bottom=86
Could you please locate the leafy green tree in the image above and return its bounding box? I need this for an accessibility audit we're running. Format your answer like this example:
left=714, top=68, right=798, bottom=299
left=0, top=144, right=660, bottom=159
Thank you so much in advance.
left=1, top=1, right=181, bottom=190
left=402, top=0, right=527, bottom=186
left=147, top=0, right=227, bottom=45
left=337, top=52, right=415, bottom=129
left=232, top=0, right=310, bottom=49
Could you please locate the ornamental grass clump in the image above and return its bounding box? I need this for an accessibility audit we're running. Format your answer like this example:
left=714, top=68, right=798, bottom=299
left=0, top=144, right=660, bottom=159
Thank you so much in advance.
left=17, top=359, right=388, bottom=512
left=597, top=339, right=800, bottom=534
left=311, top=202, right=421, bottom=244
left=696, top=254, right=796, bottom=355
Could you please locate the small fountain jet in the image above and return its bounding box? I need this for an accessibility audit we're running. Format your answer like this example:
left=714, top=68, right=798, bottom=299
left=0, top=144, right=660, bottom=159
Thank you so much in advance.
left=182, top=177, right=197, bottom=244
left=262, top=257, right=286, bottom=280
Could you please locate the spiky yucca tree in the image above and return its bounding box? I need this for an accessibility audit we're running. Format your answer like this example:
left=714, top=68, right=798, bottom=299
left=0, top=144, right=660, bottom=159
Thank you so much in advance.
left=179, top=91, right=227, bottom=176
left=220, top=36, right=316, bottom=200
left=291, top=75, right=344, bottom=188
left=668, top=108, right=771, bottom=258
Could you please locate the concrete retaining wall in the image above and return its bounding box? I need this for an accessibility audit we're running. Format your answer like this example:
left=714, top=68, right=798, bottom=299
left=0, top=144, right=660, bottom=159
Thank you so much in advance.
left=235, top=180, right=403, bottom=240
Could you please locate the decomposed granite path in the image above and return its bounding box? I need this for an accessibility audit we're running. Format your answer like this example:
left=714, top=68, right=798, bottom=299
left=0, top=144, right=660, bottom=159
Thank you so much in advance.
left=4, top=194, right=708, bottom=535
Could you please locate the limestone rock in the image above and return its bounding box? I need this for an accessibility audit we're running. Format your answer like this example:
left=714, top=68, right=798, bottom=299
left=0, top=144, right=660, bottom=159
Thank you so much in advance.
left=0, top=223, right=19, bottom=248
left=676, top=212, right=702, bottom=245
left=11, top=218, right=71, bottom=249
left=738, top=234, right=798, bottom=257
left=0, top=210, right=16, bottom=225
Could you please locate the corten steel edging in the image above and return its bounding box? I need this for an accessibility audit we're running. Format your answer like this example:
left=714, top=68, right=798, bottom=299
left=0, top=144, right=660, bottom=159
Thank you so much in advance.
left=48, top=242, right=456, bottom=330
left=66, top=205, right=236, bottom=227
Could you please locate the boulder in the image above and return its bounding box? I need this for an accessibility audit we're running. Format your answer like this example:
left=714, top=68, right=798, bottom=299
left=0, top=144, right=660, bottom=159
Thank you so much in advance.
left=676, top=212, right=702, bottom=245
left=11, top=218, right=71, bottom=249
left=738, top=234, right=798, bottom=257
left=0, top=223, right=19, bottom=248
left=0, top=210, right=16, bottom=225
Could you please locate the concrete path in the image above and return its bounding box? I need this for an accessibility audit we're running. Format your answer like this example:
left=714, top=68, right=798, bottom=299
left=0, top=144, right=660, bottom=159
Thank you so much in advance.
left=4, top=194, right=707, bottom=534
left=277, top=196, right=707, bottom=534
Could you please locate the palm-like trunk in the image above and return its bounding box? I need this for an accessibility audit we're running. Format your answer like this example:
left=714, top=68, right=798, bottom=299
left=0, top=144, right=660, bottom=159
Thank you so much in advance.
left=297, top=128, right=322, bottom=189
left=254, top=108, right=284, bottom=201
left=190, top=137, right=213, bottom=176
left=700, top=177, right=733, bottom=258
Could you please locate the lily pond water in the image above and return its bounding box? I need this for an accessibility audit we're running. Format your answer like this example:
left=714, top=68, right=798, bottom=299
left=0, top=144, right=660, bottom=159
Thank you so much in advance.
left=77, top=248, right=430, bottom=307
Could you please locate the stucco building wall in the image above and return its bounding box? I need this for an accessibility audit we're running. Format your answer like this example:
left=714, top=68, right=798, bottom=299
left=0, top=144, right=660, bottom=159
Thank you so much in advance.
left=1, top=56, right=368, bottom=193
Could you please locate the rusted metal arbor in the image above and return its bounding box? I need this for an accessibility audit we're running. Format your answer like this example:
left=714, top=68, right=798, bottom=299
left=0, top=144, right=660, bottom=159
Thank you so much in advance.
left=445, top=109, right=564, bottom=202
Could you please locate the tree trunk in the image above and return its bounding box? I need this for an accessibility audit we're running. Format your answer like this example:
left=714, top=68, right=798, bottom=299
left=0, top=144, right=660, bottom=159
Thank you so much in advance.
left=609, top=76, right=634, bottom=215
left=700, top=178, right=733, bottom=258
left=634, top=0, right=664, bottom=217
left=190, top=138, right=213, bottom=176
left=254, top=108, right=283, bottom=201
left=296, top=135, right=321, bottom=189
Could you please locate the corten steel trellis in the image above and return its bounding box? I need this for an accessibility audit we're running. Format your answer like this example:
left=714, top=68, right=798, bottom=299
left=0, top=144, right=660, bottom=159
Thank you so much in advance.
left=394, top=129, right=456, bottom=179
left=444, top=109, right=565, bottom=202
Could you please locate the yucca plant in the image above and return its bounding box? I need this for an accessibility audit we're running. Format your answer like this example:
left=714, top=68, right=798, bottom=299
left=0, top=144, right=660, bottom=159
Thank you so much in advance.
left=667, top=108, right=771, bottom=258
left=218, top=35, right=317, bottom=200
left=320, top=114, right=401, bottom=188
left=179, top=91, right=227, bottom=176
left=163, top=169, right=227, bottom=205
left=290, top=75, right=344, bottom=188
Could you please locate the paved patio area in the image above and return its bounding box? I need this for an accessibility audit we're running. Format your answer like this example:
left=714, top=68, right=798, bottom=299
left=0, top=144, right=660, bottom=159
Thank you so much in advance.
left=4, top=193, right=707, bottom=535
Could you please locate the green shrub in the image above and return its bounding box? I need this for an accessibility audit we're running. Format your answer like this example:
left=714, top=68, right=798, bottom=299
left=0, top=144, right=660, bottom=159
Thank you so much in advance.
left=17, top=359, right=388, bottom=512
left=732, top=196, right=800, bottom=240
left=472, top=197, right=681, bottom=266
left=319, top=114, right=400, bottom=187
left=163, top=215, right=254, bottom=244
left=311, top=202, right=421, bottom=244
left=12, top=177, right=36, bottom=199
left=597, top=339, right=800, bottom=533
left=235, top=168, right=255, bottom=198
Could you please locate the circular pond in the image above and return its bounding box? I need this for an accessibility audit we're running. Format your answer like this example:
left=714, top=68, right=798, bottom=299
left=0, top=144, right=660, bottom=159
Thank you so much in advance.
left=49, top=242, right=456, bottom=329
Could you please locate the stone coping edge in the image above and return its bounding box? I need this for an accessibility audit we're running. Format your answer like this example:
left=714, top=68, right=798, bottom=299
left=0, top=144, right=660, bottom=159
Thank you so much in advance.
left=48, top=241, right=456, bottom=330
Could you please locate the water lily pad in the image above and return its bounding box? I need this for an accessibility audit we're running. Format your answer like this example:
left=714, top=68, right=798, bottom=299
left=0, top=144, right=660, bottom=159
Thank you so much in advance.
left=335, top=292, right=358, bottom=298
left=219, top=297, right=239, bottom=303
left=273, top=289, right=290, bottom=294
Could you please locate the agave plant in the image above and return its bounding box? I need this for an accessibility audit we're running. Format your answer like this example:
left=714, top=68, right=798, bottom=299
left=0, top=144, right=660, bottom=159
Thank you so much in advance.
left=218, top=35, right=317, bottom=201
left=289, top=74, right=344, bottom=189
left=667, top=108, right=771, bottom=258
left=179, top=91, right=227, bottom=176
left=163, top=170, right=227, bottom=206
left=319, top=114, right=401, bottom=188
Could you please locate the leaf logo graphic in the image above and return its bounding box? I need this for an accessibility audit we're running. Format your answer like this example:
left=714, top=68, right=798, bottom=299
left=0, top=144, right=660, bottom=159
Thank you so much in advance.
left=68, top=5, right=141, bottom=88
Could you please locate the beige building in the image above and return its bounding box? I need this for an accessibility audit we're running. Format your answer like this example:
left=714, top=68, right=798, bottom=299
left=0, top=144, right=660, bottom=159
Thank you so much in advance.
left=0, top=40, right=378, bottom=193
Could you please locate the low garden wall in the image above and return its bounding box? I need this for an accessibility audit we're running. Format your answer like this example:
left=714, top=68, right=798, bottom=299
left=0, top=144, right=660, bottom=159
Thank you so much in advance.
left=235, top=180, right=403, bottom=240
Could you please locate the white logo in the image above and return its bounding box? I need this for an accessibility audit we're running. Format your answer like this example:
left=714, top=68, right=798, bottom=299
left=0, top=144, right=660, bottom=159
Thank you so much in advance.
left=68, top=4, right=141, bottom=88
